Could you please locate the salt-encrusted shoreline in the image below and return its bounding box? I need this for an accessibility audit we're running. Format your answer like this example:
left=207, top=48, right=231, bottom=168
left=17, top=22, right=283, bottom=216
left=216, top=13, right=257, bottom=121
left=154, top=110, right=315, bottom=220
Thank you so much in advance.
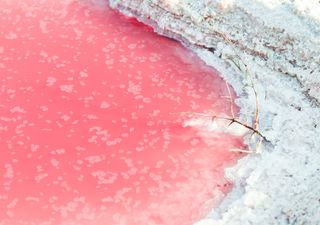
left=108, top=1, right=320, bottom=224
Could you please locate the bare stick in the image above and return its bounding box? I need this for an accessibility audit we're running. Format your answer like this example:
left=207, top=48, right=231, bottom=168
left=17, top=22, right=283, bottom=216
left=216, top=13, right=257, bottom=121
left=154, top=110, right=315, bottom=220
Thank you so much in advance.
left=255, top=137, right=264, bottom=154
left=182, top=39, right=266, bottom=153
left=180, top=111, right=268, bottom=142
left=225, top=81, right=235, bottom=118
left=230, top=148, right=254, bottom=153
left=227, top=56, right=260, bottom=130
left=244, top=64, right=260, bottom=130
left=223, top=35, right=257, bottom=95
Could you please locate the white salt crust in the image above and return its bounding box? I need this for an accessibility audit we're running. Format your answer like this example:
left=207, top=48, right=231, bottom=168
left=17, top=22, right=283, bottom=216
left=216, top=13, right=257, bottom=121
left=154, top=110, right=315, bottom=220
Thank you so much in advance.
left=106, top=1, right=320, bottom=224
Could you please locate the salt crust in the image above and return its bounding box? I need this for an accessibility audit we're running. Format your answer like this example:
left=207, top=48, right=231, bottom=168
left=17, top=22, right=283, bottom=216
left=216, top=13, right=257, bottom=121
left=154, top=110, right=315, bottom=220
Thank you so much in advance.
left=107, top=1, right=320, bottom=224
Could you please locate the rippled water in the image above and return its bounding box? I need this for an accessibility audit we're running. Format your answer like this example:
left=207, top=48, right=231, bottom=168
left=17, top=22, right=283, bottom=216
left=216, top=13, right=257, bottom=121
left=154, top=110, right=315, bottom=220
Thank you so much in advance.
left=0, top=1, right=243, bottom=224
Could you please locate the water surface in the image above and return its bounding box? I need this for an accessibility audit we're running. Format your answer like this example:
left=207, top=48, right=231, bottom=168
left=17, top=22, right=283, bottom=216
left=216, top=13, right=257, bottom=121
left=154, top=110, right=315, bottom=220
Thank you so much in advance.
left=0, top=1, right=243, bottom=224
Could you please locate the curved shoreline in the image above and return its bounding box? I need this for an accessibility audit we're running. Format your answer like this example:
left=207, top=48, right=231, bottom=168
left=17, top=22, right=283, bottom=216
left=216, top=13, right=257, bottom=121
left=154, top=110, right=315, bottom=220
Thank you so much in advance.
left=108, top=1, right=320, bottom=224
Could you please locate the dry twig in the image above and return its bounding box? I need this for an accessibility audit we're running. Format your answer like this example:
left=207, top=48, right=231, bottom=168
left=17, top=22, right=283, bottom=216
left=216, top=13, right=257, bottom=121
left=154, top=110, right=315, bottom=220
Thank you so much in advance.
left=183, top=42, right=267, bottom=153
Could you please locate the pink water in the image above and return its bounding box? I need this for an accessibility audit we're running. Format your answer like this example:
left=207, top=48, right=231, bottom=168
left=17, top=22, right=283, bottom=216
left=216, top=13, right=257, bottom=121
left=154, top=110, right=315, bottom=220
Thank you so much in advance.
left=0, top=1, right=243, bottom=225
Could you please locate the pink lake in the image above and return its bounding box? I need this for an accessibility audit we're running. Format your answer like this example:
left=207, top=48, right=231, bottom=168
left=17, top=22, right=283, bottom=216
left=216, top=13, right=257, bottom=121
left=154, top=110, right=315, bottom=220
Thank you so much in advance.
left=0, top=1, right=243, bottom=225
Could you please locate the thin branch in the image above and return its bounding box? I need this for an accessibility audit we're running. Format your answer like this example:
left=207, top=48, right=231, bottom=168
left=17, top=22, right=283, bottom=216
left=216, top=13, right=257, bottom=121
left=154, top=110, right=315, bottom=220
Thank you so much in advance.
left=255, top=137, right=263, bottom=154
left=227, top=56, right=260, bottom=131
left=244, top=63, right=260, bottom=131
left=180, top=111, right=268, bottom=142
left=225, top=81, right=235, bottom=118
left=230, top=148, right=254, bottom=153
left=182, top=39, right=266, bottom=153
